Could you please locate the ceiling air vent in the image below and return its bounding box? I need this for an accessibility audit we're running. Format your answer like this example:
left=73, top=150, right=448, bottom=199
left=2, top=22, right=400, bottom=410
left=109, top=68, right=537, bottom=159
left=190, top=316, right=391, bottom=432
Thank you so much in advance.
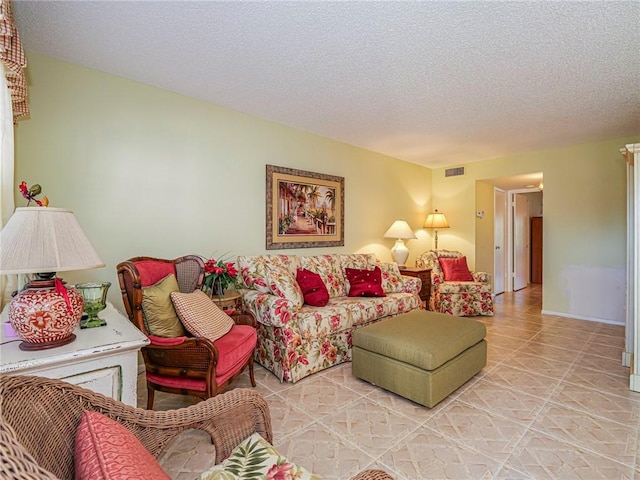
left=445, top=167, right=465, bottom=177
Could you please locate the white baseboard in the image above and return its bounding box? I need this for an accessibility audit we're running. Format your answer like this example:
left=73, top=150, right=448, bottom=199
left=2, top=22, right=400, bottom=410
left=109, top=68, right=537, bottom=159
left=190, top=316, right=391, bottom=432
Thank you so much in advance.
left=630, top=374, right=640, bottom=393
left=622, top=351, right=633, bottom=368
left=541, top=309, right=625, bottom=326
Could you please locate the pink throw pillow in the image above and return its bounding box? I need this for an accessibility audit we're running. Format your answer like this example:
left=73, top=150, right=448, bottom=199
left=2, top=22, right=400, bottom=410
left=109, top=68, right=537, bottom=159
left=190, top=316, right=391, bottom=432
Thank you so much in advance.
left=296, top=268, right=330, bottom=306
left=439, top=256, right=474, bottom=281
left=74, top=410, right=171, bottom=480
left=345, top=266, right=386, bottom=297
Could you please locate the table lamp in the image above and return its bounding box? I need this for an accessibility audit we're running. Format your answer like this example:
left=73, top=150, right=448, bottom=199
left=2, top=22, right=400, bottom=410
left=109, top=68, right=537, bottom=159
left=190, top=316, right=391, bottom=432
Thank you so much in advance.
left=0, top=207, right=104, bottom=350
left=423, top=209, right=450, bottom=250
left=383, top=220, right=417, bottom=267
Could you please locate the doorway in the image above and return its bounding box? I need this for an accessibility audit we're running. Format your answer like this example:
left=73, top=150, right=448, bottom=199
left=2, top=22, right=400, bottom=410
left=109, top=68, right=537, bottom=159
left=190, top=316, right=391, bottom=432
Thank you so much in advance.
left=513, top=193, right=530, bottom=291
left=479, top=173, right=543, bottom=294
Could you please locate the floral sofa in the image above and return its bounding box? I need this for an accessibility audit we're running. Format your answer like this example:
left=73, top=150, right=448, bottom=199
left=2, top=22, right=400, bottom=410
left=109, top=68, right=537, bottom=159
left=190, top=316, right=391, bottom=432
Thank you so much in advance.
left=415, top=249, right=494, bottom=316
left=237, top=253, right=422, bottom=382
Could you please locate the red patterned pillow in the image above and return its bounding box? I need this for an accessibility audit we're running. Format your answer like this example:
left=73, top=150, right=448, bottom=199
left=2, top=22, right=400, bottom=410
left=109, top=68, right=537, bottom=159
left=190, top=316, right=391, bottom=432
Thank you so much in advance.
left=439, top=256, right=474, bottom=281
left=345, top=266, right=386, bottom=297
left=75, top=410, right=171, bottom=480
left=296, top=268, right=329, bottom=306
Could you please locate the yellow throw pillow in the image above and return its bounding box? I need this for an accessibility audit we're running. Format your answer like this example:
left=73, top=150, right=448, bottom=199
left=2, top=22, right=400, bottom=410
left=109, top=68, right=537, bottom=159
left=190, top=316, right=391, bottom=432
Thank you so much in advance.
left=171, top=290, right=234, bottom=342
left=141, top=274, right=187, bottom=337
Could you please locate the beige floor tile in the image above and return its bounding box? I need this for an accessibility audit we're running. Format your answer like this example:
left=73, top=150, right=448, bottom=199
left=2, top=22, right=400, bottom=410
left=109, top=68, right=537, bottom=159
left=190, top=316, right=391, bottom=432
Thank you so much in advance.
left=563, top=365, right=632, bottom=399
left=530, top=331, right=591, bottom=351
left=378, top=429, right=502, bottom=479
left=319, top=398, right=421, bottom=457
left=278, top=373, right=361, bottom=420
left=516, top=341, right=578, bottom=364
left=583, top=340, right=628, bottom=361
left=485, top=332, right=531, bottom=351
left=275, top=422, right=377, bottom=480
left=427, top=403, right=529, bottom=462
left=488, top=324, right=542, bottom=341
left=324, top=362, right=383, bottom=396
left=531, top=403, right=638, bottom=465
left=598, top=323, right=626, bottom=337
left=549, top=382, right=640, bottom=425
left=577, top=351, right=631, bottom=377
left=483, top=363, right=564, bottom=400
left=364, top=384, right=446, bottom=422
left=507, top=351, right=573, bottom=378
left=504, top=430, right=634, bottom=479
left=158, top=430, right=217, bottom=478
left=456, top=379, right=547, bottom=425
left=263, top=392, right=316, bottom=440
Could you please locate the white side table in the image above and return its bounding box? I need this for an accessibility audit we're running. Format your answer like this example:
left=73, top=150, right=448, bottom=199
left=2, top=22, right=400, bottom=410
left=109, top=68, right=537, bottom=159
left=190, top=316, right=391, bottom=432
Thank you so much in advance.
left=0, top=302, right=149, bottom=406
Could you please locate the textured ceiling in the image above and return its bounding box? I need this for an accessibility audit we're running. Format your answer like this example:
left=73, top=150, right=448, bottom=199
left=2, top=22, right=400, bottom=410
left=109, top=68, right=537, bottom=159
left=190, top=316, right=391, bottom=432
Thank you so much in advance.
left=12, top=1, right=640, bottom=169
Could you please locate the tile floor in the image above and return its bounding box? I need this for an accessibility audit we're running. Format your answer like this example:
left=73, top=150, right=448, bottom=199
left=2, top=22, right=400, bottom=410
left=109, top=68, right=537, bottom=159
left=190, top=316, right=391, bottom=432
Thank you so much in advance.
left=141, top=285, right=640, bottom=479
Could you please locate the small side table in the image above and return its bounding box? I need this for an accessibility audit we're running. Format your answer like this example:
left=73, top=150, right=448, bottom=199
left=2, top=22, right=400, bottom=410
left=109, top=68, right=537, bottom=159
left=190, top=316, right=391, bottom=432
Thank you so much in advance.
left=399, top=267, right=432, bottom=309
left=210, top=290, right=243, bottom=314
left=0, top=302, right=148, bottom=406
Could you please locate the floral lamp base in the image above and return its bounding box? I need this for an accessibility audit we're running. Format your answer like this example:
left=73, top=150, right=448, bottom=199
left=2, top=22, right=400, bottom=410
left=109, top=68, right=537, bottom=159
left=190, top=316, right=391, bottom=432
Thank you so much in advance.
left=8, top=279, right=83, bottom=351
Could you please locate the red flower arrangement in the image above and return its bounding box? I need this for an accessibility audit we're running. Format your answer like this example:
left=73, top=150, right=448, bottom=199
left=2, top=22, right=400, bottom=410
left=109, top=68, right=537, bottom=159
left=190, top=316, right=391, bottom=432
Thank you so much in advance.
left=203, top=256, right=239, bottom=299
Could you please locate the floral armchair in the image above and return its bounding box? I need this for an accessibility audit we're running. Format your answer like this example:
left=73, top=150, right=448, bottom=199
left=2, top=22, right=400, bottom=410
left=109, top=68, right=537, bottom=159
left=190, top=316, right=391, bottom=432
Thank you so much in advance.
left=415, top=250, right=493, bottom=316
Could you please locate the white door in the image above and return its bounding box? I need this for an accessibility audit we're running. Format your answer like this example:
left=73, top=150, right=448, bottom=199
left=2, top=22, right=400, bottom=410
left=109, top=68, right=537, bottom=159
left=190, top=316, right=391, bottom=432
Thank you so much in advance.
left=494, top=188, right=506, bottom=295
left=513, top=193, right=530, bottom=291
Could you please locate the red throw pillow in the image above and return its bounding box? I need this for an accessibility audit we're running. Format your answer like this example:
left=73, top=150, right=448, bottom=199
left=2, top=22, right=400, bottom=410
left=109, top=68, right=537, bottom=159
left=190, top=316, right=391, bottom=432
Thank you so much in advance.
left=296, top=269, right=330, bottom=306
left=345, top=266, right=386, bottom=297
left=439, top=256, right=474, bottom=281
left=74, top=410, right=171, bottom=480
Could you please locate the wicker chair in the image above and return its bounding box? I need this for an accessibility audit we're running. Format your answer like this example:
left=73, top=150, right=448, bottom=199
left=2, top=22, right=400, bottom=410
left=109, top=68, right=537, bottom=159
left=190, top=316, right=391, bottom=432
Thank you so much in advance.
left=117, top=255, right=257, bottom=409
left=0, top=375, right=393, bottom=480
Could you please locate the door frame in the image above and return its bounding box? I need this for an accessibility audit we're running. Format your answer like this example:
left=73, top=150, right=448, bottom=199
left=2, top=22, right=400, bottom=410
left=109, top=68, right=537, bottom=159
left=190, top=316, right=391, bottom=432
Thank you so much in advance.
left=506, top=188, right=540, bottom=292
left=494, top=187, right=507, bottom=295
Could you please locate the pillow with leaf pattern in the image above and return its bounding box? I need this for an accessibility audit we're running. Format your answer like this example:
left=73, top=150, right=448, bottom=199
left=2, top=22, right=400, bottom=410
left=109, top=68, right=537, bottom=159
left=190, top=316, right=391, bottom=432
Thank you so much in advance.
left=198, top=432, right=319, bottom=480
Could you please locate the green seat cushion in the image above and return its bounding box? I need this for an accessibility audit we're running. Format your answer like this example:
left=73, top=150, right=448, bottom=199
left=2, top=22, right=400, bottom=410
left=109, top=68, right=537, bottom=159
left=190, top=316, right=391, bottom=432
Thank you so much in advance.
left=352, top=309, right=486, bottom=371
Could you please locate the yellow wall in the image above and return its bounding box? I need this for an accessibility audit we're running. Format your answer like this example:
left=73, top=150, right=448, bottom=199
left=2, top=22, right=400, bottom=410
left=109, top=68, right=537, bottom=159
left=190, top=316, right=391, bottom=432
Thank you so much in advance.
left=432, top=136, right=640, bottom=323
left=474, top=180, right=495, bottom=277
left=11, top=53, right=640, bottom=322
left=14, top=53, right=433, bottom=306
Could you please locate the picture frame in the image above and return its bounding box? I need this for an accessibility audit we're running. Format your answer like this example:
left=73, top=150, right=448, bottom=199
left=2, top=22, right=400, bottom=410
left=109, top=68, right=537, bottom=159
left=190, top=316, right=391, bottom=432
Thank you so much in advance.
left=266, top=164, right=344, bottom=250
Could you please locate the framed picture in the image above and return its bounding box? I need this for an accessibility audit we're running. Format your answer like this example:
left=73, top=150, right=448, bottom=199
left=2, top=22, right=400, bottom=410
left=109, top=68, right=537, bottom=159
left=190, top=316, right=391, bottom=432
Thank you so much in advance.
left=266, top=165, right=344, bottom=250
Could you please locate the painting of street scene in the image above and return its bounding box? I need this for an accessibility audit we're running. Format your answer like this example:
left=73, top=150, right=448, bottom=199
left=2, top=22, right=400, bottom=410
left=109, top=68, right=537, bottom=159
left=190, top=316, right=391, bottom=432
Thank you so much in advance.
left=277, top=181, right=336, bottom=236
left=266, top=165, right=344, bottom=249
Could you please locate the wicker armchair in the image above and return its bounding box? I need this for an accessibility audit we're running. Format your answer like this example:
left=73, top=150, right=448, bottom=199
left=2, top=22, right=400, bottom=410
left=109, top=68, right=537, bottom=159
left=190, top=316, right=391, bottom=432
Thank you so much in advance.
left=117, top=255, right=257, bottom=409
left=0, top=375, right=393, bottom=480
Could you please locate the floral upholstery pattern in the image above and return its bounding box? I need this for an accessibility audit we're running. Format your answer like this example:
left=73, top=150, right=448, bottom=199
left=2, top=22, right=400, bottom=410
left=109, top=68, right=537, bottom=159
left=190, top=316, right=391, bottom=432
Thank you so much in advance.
left=376, top=260, right=405, bottom=293
left=239, top=254, right=422, bottom=382
left=415, top=249, right=494, bottom=317
left=301, top=254, right=346, bottom=297
left=198, top=432, right=319, bottom=480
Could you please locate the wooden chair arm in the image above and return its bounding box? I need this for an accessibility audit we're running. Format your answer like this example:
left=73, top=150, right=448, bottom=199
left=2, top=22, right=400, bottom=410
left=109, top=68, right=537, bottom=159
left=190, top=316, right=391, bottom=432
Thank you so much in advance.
left=230, top=311, right=257, bottom=328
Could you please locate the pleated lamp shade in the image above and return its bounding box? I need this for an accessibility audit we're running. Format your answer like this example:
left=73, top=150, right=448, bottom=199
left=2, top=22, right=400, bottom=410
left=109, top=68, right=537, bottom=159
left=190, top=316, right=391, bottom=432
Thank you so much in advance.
left=0, top=207, right=104, bottom=351
left=0, top=207, right=104, bottom=274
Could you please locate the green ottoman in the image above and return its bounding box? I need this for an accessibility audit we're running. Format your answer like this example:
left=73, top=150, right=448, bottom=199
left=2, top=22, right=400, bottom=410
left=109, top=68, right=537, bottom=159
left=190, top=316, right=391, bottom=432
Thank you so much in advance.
left=352, top=309, right=487, bottom=408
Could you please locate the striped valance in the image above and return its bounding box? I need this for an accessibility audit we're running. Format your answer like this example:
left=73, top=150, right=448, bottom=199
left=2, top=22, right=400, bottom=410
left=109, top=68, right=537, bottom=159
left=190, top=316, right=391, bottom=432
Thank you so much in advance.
left=0, top=0, right=28, bottom=123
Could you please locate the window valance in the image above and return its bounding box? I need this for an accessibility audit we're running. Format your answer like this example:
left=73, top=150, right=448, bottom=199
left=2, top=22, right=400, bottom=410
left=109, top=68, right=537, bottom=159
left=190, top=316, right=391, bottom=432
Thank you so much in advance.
left=0, top=0, right=28, bottom=122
